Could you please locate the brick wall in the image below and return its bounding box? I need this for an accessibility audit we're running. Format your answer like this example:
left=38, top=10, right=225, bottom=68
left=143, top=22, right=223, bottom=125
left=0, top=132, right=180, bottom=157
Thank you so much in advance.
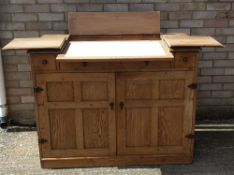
left=0, top=0, right=234, bottom=125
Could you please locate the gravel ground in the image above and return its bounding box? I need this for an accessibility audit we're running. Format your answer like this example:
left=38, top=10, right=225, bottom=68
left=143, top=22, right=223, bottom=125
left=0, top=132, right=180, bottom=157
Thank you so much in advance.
left=0, top=128, right=161, bottom=175
left=1, top=125, right=234, bottom=175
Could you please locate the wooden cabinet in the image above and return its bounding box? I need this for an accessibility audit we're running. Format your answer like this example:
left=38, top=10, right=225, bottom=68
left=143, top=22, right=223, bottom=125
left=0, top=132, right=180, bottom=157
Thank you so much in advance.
left=2, top=12, right=222, bottom=169
left=34, top=67, right=196, bottom=167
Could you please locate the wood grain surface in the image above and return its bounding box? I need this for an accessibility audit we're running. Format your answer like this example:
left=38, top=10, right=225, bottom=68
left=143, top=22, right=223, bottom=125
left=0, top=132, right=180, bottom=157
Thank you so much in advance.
left=162, top=34, right=223, bottom=48
left=69, top=12, right=160, bottom=36
left=3, top=37, right=66, bottom=50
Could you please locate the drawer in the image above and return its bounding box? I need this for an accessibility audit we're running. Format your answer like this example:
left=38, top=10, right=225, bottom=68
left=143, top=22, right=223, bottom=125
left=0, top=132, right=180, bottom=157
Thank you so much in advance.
left=174, top=52, right=197, bottom=69
left=59, top=61, right=172, bottom=72
left=31, top=53, right=57, bottom=71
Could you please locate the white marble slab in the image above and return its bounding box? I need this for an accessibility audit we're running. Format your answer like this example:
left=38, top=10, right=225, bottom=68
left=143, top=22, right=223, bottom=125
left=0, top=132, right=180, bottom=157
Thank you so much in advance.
left=66, top=40, right=167, bottom=58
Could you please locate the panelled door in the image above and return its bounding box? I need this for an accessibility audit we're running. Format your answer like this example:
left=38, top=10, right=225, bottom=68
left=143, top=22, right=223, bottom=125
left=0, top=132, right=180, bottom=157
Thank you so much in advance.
left=36, top=73, right=116, bottom=158
left=116, top=71, right=195, bottom=155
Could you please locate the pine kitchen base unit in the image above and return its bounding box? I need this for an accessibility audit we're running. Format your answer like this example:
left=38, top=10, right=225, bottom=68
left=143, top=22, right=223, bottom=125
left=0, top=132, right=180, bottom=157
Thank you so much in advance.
left=3, top=12, right=223, bottom=168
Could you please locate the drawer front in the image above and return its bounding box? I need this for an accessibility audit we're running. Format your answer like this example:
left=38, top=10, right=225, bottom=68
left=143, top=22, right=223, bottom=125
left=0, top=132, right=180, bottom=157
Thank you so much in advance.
left=174, top=52, right=197, bottom=69
left=59, top=61, right=172, bottom=72
left=31, top=53, right=57, bottom=71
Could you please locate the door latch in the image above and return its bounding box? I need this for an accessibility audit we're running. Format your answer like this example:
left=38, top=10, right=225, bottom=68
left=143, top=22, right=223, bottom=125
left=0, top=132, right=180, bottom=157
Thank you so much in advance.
left=38, top=138, right=47, bottom=144
left=119, top=101, right=124, bottom=110
left=109, top=102, right=114, bottom=110
left=34, top=87, right=43, bottom=93
left=188, top=83, right=197, bottom=90
left=41, top=59, right=48, bottom=65
left=185, top=133, right=195, bottom=139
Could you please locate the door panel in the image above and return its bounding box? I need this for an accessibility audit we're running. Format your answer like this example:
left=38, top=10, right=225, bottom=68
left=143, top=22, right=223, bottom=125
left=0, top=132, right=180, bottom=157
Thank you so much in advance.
left=49, top=109, right=76, bottom=150
left=159, top=79, right=185, bottom=99
left=117, top=71, right=195, bottom=155
left=158, top=106, right=183, bottom=146
left=125, top=80, right=153, bottom=100
left=83, top=108, right=109, bottom=149
left=47, top=82, right=74, bottom=102
left=36, top=73, right=115, bottom=158
left=126, top=107, right=152, bottom=147
left=82, top=82, right=108, bottom=101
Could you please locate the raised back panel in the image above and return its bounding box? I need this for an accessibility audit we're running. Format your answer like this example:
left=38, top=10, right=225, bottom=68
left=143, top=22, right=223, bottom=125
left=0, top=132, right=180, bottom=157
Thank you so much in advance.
left=69, top=12, right=160, bottom=36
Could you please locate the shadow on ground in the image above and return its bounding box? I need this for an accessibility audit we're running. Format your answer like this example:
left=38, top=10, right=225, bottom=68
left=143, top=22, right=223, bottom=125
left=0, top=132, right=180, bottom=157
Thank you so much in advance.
left=159, top=132, right=234, bottom=175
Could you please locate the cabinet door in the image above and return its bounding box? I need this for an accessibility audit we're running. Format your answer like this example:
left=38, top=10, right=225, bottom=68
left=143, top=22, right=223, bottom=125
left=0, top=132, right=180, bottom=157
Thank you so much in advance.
left=36, top=73, right=116, bottom=158
left=116, top=71, right=195, bottom=155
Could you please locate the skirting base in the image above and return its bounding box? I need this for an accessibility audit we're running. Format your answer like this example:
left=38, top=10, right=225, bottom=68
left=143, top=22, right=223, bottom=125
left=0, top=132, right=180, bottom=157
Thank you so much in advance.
left=41, top=154, right=193, bottom=168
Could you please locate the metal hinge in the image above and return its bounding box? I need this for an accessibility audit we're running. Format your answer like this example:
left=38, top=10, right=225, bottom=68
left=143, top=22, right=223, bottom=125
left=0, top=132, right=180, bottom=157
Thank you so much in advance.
left=34, top=87, right=43, bottom=93
left=188, top=83, right=197, bottom=90
left=185, top=133, right=195, bottom=139
left=38, top=138, right=47, bottom=144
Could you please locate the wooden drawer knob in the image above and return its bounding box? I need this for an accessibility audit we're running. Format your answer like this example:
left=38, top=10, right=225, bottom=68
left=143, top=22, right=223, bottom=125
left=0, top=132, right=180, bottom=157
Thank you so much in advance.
left=82, top=62, right=87, bottom=67
left=144, top=61, right=149, bottom=67
left=41, top=59, right=48, bottom=65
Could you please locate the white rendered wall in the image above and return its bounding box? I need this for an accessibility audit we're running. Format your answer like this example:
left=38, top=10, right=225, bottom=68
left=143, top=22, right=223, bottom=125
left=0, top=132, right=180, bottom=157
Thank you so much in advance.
left=0, top=50, right=7, bottom=118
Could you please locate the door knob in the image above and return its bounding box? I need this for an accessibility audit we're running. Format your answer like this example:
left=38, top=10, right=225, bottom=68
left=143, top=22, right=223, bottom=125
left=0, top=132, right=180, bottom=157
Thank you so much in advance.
left=109, top=102, right=114, bottom=110
left=119, top=101, right=124, bottom=110
left=41, top=59, right=48, bottom=65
